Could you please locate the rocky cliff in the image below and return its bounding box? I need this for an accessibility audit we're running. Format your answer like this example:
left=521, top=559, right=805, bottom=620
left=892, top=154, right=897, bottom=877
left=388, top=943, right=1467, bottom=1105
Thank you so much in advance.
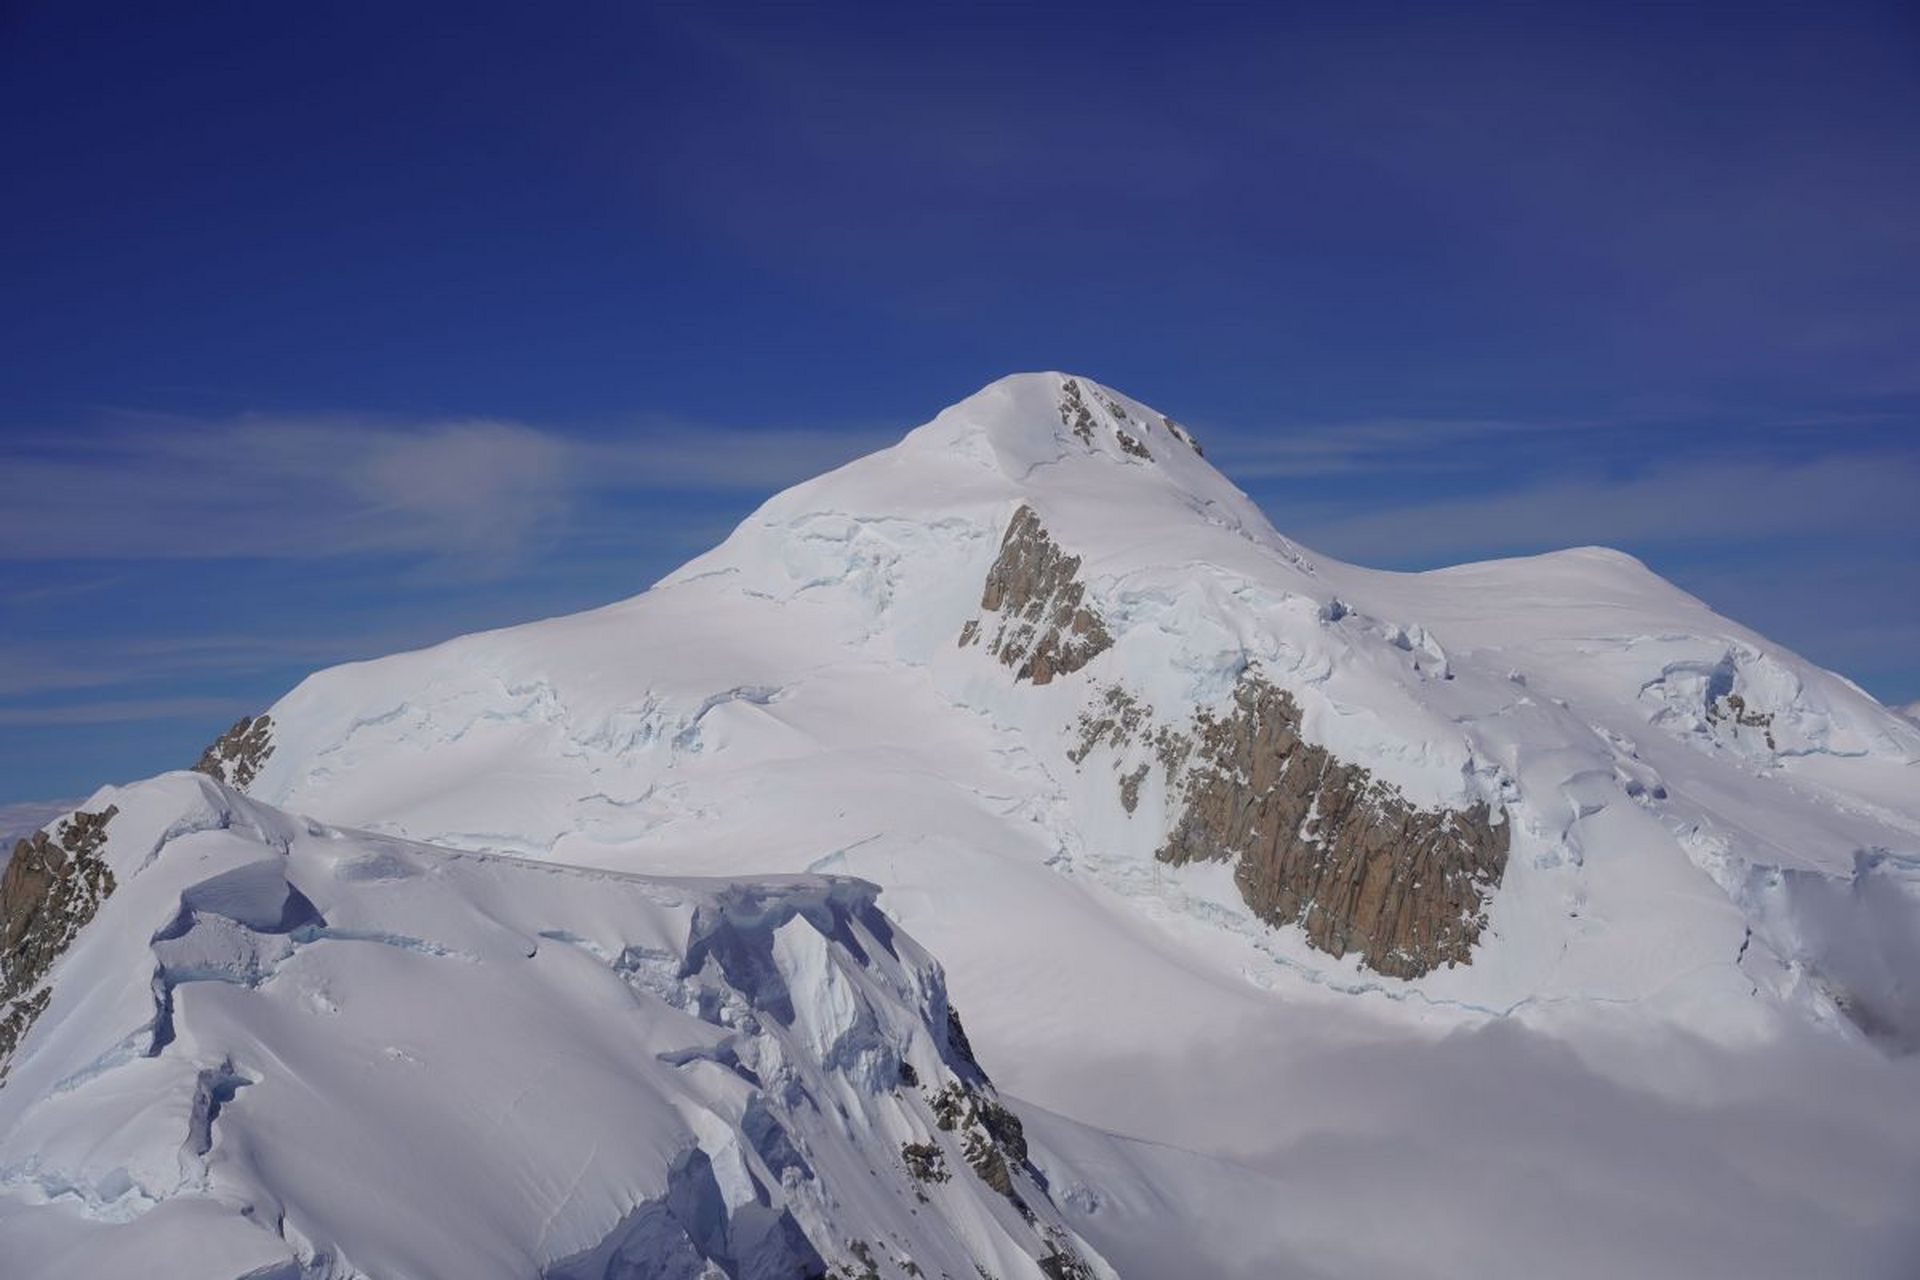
left=0, top=806, right=117, bottom=1076
left=1076, top=676, right=1509, bottom=979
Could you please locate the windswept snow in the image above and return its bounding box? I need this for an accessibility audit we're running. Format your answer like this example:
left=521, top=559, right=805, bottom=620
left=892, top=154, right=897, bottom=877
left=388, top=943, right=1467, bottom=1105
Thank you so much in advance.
left=5, top=372, right=1918, bottom=1278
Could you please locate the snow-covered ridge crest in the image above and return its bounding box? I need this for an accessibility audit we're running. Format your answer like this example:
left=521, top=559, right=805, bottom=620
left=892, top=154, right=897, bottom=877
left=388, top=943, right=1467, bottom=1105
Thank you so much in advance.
left=0, top=772, right=1112, bottom=1279
left=217, top=371, right=1918, bottom=1038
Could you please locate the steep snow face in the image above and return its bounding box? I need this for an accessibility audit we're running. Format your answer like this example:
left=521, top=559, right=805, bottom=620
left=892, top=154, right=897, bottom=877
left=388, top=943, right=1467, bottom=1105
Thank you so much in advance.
left=0, top=774, right=1110, bottom=1280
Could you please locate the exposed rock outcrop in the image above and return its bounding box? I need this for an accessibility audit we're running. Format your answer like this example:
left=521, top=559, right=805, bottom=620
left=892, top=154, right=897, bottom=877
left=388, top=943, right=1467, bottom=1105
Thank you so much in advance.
left=1057, top=377, right=1100, bottom=446
left=0, top=806, right=117, bottom=1078
left=960, top=506, right=1111, bottom=685
left=192, top=713, right=274, bottom=790
left=929, top=1079, right=1032, bottom=1204
left=1055, top=376, right=1158, bottom=461
left=1709, top=691, right=1777, bottom=751
left=901, top=1140, right=950, bottom=1187
left=1076, top=676, right=1509, bottom=979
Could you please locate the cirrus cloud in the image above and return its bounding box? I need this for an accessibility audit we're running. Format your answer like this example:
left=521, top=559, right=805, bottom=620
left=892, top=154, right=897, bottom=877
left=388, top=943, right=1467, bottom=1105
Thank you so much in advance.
left=0, top=414, right=891, bottom=564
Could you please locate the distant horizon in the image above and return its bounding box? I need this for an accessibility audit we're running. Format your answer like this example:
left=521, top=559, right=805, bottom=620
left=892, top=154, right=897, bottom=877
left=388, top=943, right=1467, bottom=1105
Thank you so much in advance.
left=4, top=4, right=1916, bottom=805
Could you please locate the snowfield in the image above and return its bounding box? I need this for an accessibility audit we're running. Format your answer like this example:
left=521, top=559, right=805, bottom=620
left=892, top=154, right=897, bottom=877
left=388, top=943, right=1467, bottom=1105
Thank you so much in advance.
left=4, top=373, right=1918, bottom=1277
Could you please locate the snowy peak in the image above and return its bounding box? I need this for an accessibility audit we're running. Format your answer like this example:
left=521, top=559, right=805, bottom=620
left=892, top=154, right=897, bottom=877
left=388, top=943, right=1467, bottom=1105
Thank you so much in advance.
left=678, top=371, right=1296, bottom=596
left=166, top=371, right=1920, bottom=1039
left=6, top=371, right=1920, bottom=1278
left=905, top=372, right=1208, bottom=480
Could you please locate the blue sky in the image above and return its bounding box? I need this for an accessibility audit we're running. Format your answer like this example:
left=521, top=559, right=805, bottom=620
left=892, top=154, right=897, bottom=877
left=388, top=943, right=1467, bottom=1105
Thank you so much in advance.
left=2, top=1, right=1916, bottom=806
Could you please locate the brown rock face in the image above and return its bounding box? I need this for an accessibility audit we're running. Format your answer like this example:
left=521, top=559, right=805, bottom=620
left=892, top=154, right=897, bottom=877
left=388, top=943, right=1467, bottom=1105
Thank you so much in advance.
left=960, top=506, right=1111, bottom=685
left=1077, top=676, right=1508, bottom=979
left=0, top=806, right=118, bottom=1078
left=193, top=713, right=274, bottom=790
left=1159, top=678, right=1508, bottom=979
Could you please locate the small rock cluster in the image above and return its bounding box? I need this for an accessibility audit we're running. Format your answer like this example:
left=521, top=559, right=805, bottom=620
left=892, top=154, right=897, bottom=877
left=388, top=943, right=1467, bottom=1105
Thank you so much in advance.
left=1708, top=691, right=1778, bottom=751
left=192, top=713, right=275, bottom=790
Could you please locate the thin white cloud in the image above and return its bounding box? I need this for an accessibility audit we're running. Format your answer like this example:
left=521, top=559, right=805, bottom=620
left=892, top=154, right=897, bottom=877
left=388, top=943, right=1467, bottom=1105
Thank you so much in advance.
left=0, top=697, right=255, bottom=727
left=0, top=417, right=572, bottom=561
left=1206, top=416, right=1545, bottom=478
left=1283, top=452, right=1920, bottom=564
left=0, top=633, right=378, bottom=699
left=0, top=414, right=891, bottom=563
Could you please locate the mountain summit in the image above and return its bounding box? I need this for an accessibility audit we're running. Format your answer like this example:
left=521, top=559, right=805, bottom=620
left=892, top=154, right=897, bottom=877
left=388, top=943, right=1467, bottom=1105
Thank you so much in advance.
left=238, top=370, right=1917, bottom=1011
left=5, top=374, right=1919, bottom=1278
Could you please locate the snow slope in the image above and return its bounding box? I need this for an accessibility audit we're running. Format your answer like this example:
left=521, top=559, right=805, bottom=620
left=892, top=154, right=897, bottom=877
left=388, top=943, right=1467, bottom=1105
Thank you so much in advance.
left=0, top=776, right=1111, bottom=1279
left=243, top=372, right=1920, bottom=1047
left=7, top=373, right=1919, bottom=1277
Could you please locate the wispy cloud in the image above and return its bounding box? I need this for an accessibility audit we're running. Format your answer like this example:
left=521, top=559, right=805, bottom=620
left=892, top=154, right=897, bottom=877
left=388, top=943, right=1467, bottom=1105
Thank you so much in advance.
left=1206, top=417, right=1546, bottom=479
left=1282, top=451, right=1920, bottom=564
left=0, top=417, right=571, bottom=561
left=0, top=697, right=254, bottom=727
left=0, top=633, right=375, bottom=699
left=0, top=414, right=891, bottom=564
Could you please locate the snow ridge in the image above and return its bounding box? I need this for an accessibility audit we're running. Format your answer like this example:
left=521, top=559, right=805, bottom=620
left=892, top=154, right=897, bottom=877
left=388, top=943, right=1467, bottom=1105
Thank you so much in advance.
left=0, top=774, right=1111, bottom=1280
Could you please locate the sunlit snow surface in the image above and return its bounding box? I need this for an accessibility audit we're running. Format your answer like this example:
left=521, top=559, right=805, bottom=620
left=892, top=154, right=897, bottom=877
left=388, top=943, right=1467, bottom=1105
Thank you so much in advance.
left=0, top=774, right=1111, bottom=1279
left=7, top=374, right=1919, bottom=1277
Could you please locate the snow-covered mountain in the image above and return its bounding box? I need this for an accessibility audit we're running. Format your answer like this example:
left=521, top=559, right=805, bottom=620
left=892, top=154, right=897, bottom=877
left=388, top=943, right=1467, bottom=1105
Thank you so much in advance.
left=6, top=373, right=1919, bottom=1277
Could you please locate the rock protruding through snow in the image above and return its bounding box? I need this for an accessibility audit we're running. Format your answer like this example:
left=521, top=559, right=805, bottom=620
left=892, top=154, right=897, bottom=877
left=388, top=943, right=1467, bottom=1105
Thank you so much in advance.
left=191, top=714, right=275, bottom=790
left=961, top=505, right=1113, bottom=685
left=0, top=805, right=117, bottom=1077
left=1075, top=675, right=1509, bottom=978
